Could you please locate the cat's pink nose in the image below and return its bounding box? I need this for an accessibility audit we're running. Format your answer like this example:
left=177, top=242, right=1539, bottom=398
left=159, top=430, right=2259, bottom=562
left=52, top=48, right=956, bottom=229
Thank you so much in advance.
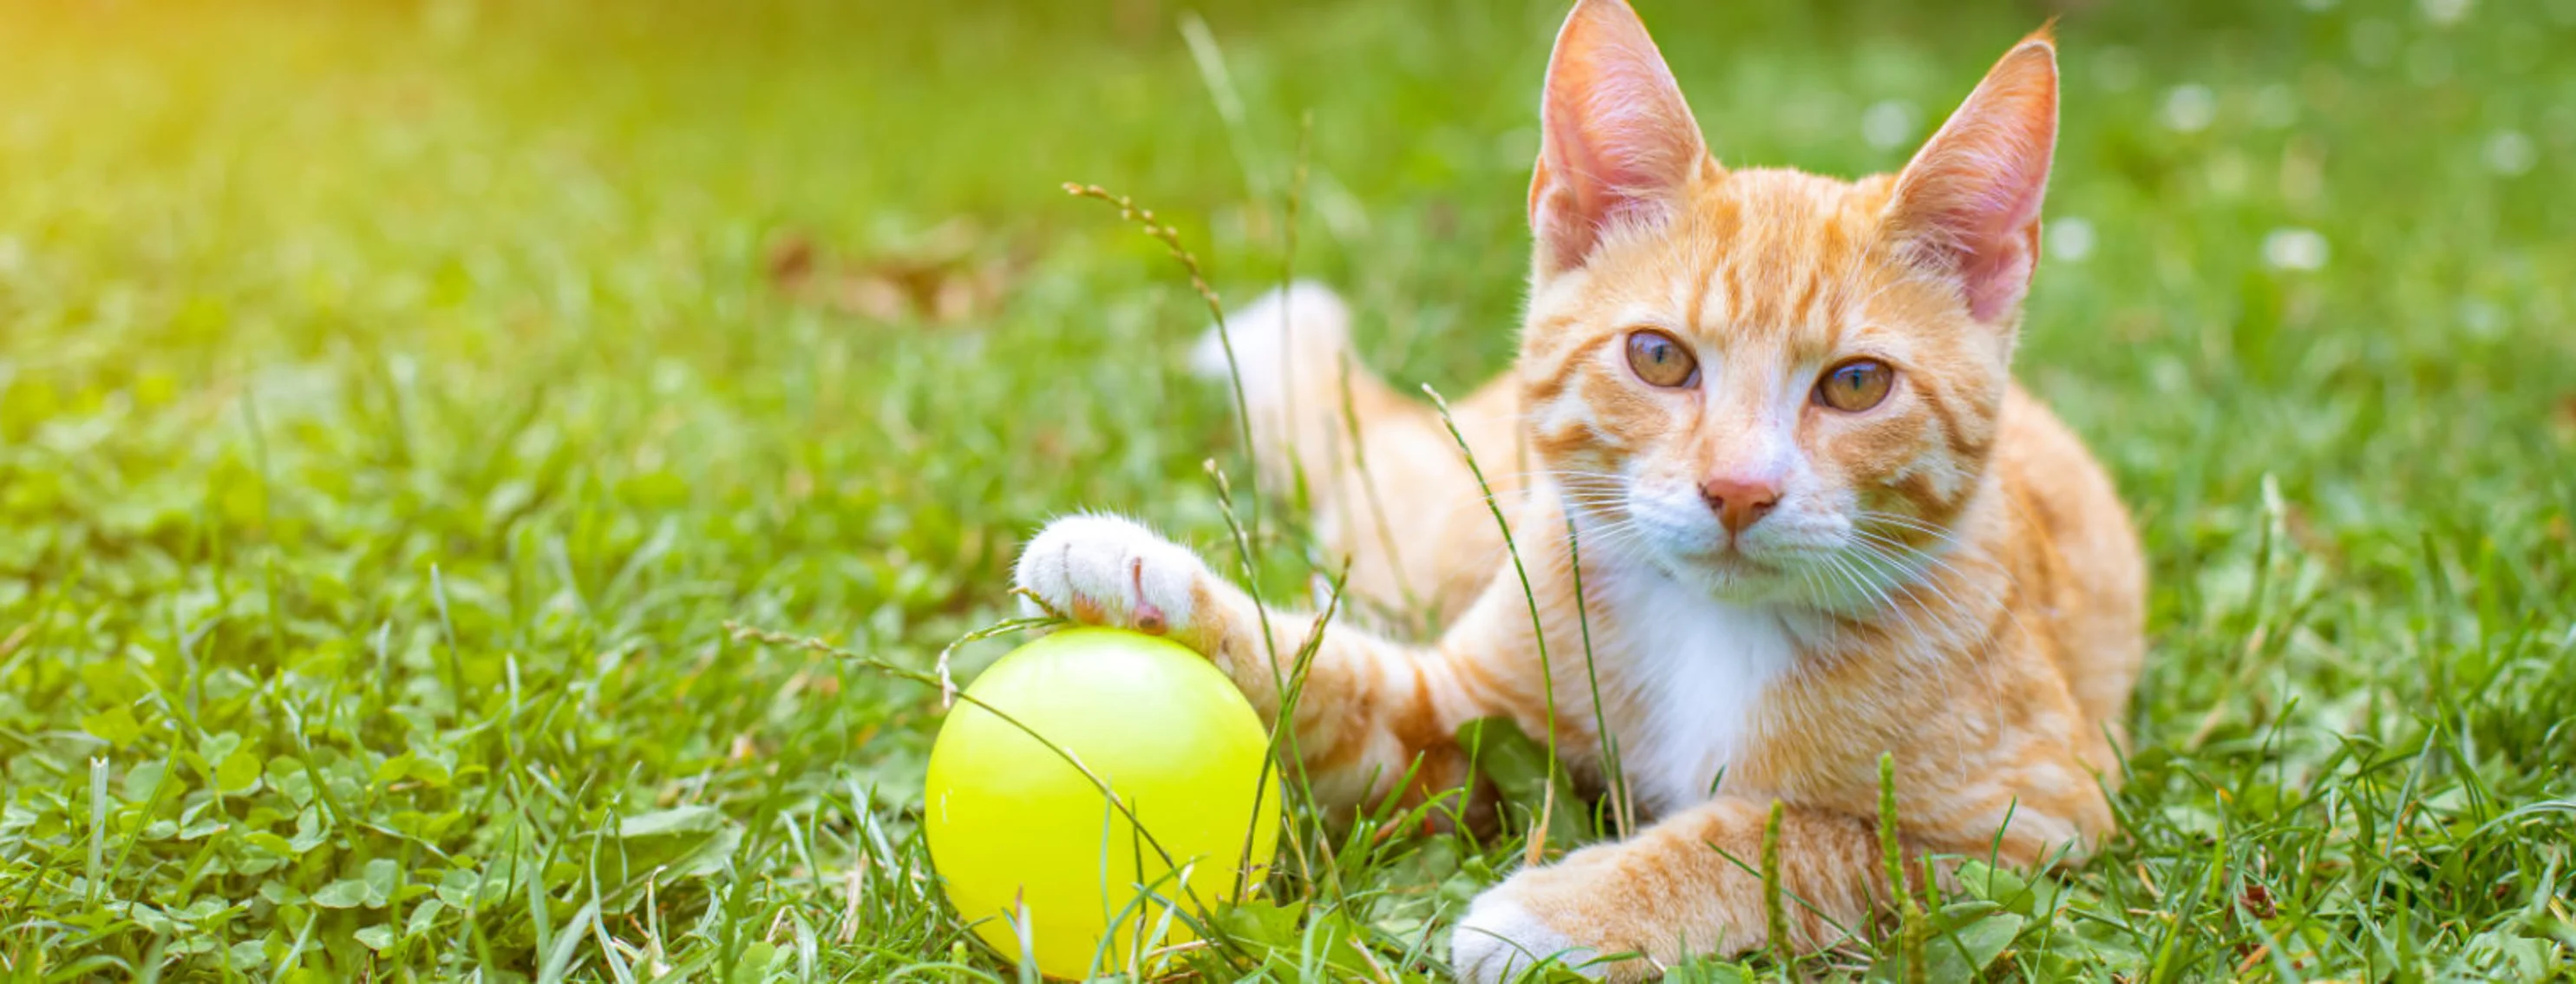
left=1699, top=476, right=1782, bottom=535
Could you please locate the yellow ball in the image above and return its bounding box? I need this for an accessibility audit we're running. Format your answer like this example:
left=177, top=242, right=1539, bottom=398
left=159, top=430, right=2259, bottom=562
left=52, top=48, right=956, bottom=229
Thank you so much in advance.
left=924, top=627, right=1281, bottom=979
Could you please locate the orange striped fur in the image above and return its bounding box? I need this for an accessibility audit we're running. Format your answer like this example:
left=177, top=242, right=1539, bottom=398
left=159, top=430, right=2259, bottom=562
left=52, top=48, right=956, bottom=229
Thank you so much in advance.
left=1014, top=1, right=2143, bottom=978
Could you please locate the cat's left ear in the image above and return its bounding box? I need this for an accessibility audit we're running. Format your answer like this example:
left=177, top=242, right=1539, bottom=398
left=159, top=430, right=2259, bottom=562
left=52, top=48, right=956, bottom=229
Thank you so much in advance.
left=1884, top=30, right=2058, bottom=325
left=1528, top=0, right=1712, bottom=278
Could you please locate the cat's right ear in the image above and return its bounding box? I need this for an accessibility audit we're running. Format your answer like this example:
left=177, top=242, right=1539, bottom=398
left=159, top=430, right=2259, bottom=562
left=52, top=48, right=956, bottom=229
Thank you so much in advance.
left=1881, top=30, right=2058, bottom=325
left=1530, top=0, right=1712, bottom=278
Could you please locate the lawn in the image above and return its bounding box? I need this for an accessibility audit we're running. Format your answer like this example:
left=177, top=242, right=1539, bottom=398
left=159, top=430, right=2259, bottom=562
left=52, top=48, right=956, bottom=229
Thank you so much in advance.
left=2, top=0, right=2572, bottom=980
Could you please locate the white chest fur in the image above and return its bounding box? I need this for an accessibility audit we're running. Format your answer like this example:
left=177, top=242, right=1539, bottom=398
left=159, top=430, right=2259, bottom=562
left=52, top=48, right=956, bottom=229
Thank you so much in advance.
left=1592, top=565, right=1799, bottom=816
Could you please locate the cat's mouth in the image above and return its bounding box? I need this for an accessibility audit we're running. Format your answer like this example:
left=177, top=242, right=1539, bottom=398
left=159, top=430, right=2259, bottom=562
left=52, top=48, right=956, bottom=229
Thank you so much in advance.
left=1592, top=493, right=1801, bottom=588
left=1668, top=541, right=1785, bottom=579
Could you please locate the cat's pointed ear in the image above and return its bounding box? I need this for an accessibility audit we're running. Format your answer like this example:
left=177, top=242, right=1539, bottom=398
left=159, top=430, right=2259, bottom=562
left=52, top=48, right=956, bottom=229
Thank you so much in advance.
left=1530, top=0, right=1712, bottom=277
left=1884, top=30, right=2058, bottom=325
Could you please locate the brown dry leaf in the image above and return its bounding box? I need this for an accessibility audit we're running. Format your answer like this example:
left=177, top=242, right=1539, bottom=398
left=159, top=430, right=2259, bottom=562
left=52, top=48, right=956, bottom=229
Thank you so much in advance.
left=1113, top=0, right=1163, bottom=44
left=2239, top=881, right=2277, bottom=920
left=1030, top=427, right=1069, bottom=464
left=1425, top=198, right=1461, bottom=240
left=836, top=275, right=912, bottom=322
left=765, top=233, right=817, bottom=285
left=2113, top=309, right=2158, bottom=344
left=2282, top=503, right=2341, bottom=564
left=764, top=220, right=1020, bottom=325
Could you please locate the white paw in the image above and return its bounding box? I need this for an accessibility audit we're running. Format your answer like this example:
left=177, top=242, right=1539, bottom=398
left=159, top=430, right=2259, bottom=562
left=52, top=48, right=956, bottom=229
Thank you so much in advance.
left=1013, top=514, right=1209, bottom=636
left=1450, top=889, right=1600, bottom=983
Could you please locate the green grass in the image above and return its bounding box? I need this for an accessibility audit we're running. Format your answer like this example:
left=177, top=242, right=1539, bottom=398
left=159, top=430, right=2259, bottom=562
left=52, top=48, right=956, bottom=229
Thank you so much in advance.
left=3, top=0, right=2573, bottom=979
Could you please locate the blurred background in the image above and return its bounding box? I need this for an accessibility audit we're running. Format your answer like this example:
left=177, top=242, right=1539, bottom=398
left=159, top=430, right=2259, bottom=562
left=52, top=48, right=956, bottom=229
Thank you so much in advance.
left=4, top=0, right=2569, bottom=524
left=1, top=0, right=2570, bottom=978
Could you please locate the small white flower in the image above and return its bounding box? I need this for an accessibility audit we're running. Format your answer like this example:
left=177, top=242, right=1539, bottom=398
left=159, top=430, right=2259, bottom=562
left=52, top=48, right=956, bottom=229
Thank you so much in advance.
left=2350, top=20, right=2400, bottom=67
left=2161, top=85, right=2217, bottom=134
left=1860, top=100, right=1918, bottom=152
left=2549, top=106, right=2576, bottom=144
left=2262, top=228, right=2331, bottom=272
left=2408, top=41, right=2455, bottom=86
left=2207, top=153, right=2252, bottom=196
left=2484, top=130, right=2537, bottom=175
left=2048, top=218, right=2095, bottom=263
left=2252, top=85, right=2299, bottom=129
left=2095, top=48, right=2141, bottom=93
left=2420, top=0, right=2472, bottom=24
left=2461, top=300, right=2504, bottom=340
left=2091, top=47, right=2133, bottom=92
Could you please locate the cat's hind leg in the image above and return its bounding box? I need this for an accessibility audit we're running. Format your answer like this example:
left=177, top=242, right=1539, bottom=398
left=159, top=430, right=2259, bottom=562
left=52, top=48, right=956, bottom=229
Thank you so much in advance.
left=1193, top=284, right=1520, bottom=630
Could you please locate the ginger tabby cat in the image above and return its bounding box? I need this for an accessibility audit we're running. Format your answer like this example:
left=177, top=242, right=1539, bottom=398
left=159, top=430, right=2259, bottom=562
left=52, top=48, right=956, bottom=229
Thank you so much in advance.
left=1013, top=0, right=2144, bottom=978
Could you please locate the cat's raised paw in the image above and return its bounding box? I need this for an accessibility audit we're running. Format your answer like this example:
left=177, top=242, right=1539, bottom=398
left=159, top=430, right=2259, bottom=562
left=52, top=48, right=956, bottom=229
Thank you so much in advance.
left=1013, top=514, right=1209, bottom=638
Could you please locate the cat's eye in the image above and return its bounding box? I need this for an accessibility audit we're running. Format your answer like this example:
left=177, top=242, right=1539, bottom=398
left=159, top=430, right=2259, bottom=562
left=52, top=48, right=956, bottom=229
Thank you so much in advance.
left=1816, top=359, right=1895, bottom=411
left=1625, top=330, right=1698, bottom=388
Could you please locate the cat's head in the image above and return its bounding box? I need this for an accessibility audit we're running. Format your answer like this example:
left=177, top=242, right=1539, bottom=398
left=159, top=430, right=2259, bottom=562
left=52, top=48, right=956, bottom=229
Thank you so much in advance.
left=1518, top=0, right=2056, bottom=607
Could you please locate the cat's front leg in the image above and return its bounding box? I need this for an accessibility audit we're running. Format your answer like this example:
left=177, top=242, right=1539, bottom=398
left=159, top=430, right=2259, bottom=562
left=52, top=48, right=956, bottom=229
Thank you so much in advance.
left=1449, top=797, right=1890, bottom=983
left=1011, top=512, right=1541, bottom=815
left=1010, top=510, right=1429, bottom=723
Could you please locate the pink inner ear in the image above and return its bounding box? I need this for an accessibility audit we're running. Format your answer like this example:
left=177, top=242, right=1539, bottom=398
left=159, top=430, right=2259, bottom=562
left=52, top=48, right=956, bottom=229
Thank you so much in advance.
left=1960, top=208, right=2042, bottom=323
left=1532, top=0, right=1708, bottom=273
left=1887, top=40, right=2057, bottom=323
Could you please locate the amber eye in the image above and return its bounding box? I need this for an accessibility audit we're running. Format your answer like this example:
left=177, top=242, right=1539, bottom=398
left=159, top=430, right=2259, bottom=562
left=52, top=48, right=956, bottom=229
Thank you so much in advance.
left=1815, top=358, right=1895, bottom=411
left=1624, top=330, right=1698, bottom=388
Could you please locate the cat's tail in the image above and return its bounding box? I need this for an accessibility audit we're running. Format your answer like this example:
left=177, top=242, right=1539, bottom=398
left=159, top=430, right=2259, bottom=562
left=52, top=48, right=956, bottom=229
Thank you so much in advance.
left=1189, top=281, right=1393, bottom=501
left=1189, top=281, right=1521, bottom=626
